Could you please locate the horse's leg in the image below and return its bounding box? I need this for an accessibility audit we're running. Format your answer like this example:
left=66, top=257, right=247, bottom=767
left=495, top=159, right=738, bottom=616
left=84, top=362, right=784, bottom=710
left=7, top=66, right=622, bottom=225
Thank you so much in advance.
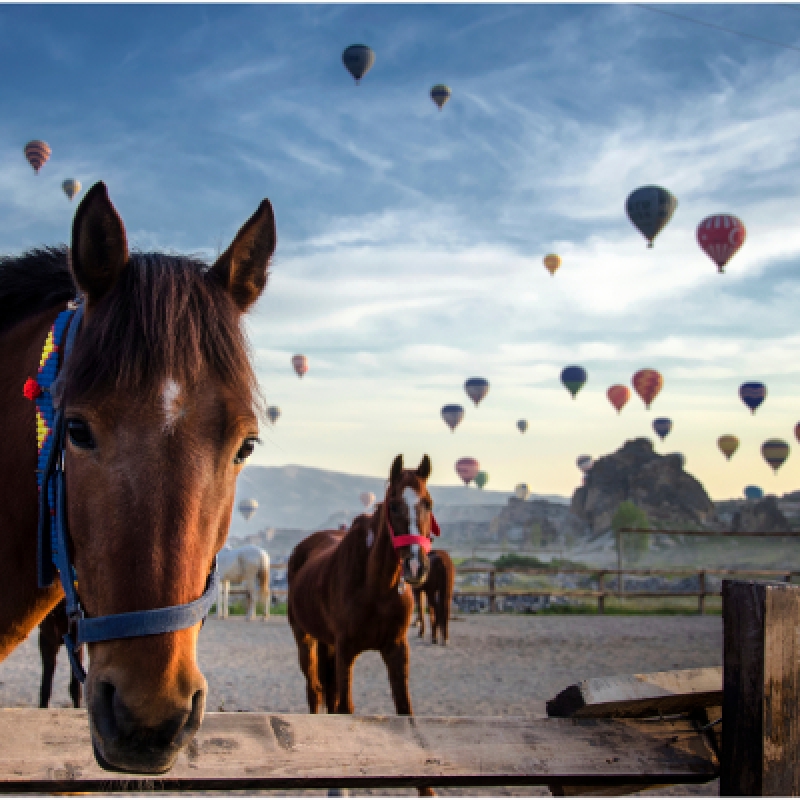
left=320, top=644, right=338, bottom=714
left=334, top=643, right=357, bottom=715
left=417, top=591, right=426, bottom=639
left=246, top=582, right=256, bottom=621
left=293, top=631, right=322, bottom=713
left=38, top=629, right=57, bottom=709
left=263, top=565, right=271, bottom=621
left=69, top=646, right=84, bottom=708
left=430, top=591, right=438, bottom=645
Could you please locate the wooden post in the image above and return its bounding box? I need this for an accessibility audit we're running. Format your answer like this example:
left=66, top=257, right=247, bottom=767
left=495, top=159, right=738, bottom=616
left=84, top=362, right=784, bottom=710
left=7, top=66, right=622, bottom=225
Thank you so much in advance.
left=722, top=580, right=800, bottom=796
left=616, top=530, right=622, bottom=599
left=488, top=569, right=496, bottom=613
left=698, top=571, right=706, bottom=615
left=597, top=571, right=605, bottom=615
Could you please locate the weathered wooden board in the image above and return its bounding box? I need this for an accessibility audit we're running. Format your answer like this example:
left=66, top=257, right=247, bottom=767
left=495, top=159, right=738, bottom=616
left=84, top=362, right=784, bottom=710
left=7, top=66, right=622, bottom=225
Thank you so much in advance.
left=547, top=667, right=722, bottom=719
left=0, top=710, right=716, bottom=793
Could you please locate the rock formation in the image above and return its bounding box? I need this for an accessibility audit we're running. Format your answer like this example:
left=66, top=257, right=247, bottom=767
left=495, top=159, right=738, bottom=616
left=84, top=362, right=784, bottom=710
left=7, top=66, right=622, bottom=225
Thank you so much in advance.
left=730, top=495, right=791, bottom=533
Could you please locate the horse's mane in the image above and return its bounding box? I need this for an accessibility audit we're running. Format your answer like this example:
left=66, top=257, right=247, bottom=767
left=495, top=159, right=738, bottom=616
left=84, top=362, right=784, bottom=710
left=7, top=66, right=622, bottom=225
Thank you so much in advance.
left=0, top=247, right=76, bottom=336
left=0, top=246, right=261, bottom=415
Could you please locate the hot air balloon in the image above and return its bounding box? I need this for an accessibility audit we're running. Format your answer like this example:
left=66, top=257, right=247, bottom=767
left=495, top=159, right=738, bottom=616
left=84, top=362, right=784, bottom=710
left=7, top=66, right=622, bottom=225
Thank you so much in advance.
left=24, top=140, right=51, bottom=174
left=762, top=439, right=789, bottom=473
left=292, top=354, right=308, bottom=378
left=455, top=457, right=480, bottom=486
left=543, top=254, right=561, bottom=276
left=342, top=44, right=375, bottom=83
left=697, top=215, right=746, bottom=273
left=514, top=483, right=530, bottom=501
left=744, top=485, right=764, bottom=501
left=475, top=471, right=489, bottom=489
left=62, top=179, right=81, bottom=200
left=739, top=382, right=766, bottom=415
left=430, top=84, right=451, bottom=110
left=652, top=418, right=672, bottom=441
left=561, top=366, right=587, bottom=399
left=516, top=419, right=528, bottom=434
left=607, top=385, right=630, bottom=414
left=441, top=404, right=465, bottom=432
left=717, top=435, right=740, bottom=461
left=238, top=498, right=258, bottom=521
left=267, top=406, right=281, bottom=425
left=795, top=422, right=800, bottom=444
left=633, top=369, right=663, bottom=410
left=360, top=491, right=375, bottom=509
left=625, top=186, right=678, bottom=248
left=464, top=378, right=489, bottom=406
left=576, top=455, right=593, bottom=474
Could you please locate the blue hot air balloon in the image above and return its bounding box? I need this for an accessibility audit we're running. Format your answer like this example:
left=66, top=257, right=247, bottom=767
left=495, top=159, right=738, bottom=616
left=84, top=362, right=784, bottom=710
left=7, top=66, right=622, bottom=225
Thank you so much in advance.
left=441, top=404, right=465, bottom=432
left=625, top=186, right=678, bottom=248
left=464, top=378, right=490, bottom=406
left=652, top=417, right=673, bottom=441
left=561, top=366, right=588, bottom=399
left=744, top=485, right=764, bottom=501
left=740, top=382, right=767, bottom=414
left=342, top=44, right=375, bottom=83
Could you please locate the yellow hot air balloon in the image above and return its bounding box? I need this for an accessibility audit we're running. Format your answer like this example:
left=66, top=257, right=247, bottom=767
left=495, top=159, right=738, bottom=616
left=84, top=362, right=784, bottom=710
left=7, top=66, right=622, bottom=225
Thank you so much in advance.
left=717, top=434, right=739, bottom=461
left=543, top=253, right=561, bottom=276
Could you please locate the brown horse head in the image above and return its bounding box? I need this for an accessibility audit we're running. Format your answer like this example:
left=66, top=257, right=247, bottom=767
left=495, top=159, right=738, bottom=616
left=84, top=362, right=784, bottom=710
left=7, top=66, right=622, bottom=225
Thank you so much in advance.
left=62, top=183, right=275, bottom=773
left=383, top=454, right=434, bottom=588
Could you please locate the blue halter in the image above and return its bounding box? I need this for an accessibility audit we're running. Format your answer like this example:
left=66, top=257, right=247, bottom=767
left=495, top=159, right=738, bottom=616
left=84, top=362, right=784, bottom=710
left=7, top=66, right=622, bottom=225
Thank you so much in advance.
left=34, top=300, right=218, bottom=683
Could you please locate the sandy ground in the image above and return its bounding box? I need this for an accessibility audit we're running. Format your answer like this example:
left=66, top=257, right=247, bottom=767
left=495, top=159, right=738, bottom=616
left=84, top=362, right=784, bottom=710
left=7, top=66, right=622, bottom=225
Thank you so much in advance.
left=0, top=613, right=723, bottom=796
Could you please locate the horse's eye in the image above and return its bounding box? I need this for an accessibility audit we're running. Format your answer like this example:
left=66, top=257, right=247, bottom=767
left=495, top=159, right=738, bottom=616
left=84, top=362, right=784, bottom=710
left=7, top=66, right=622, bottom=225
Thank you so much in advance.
left=234, top=437, right=259, bottom=465
left=66, top=418, right=95, bottom=450
left=421, top=498, right=432, bottom=511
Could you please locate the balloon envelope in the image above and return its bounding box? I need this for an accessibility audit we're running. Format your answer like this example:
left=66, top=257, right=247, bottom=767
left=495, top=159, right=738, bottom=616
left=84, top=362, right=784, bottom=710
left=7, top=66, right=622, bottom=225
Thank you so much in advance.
left=360, top=491, right=375, bottom=508
left=464, top=378, right=489, bottom=406
left=514, top=483, right=530, bottom=501
left=652, top=417, right=672, bottom=441
left=543, top=253, right=561, bottom=276
left=561, top=366, right=587, bottom=398
left=795, top=423, right=800, bottom=445
left=441, top=404, right=465, bottom=432
left=430, top=84, right=451, bottom=110
left=739, top=382, right=766, bottom=414
left=625, top=186, right=678, bottom=247
left=576, top=455, right=593, bottom=474
left=238, top=498, right=258, bottom=521
left=744, top=485, right=764, bottom=501
left=762, top=439, right=789, bottom=473
left=516, top=419, right=528, bottom=434
left=607, top=384, right=630, bottom=414
left=632, top=369, right=663, bottom=409
left=455, top=457, right=480, bottom=485
left=267, top=406, right=281, bottom=425
left=62, top=179, right=81, bottom=200
left=697, top=214, right=746, bottom=273
left=292, top=354, right=309, bottom=378
left=24, top=140, right=50, bottom=173
left=475, top=471, right=489, bottom=489
left=717, top=435, right=740, bottom=461
left=342, top=44, right=375, bottom=82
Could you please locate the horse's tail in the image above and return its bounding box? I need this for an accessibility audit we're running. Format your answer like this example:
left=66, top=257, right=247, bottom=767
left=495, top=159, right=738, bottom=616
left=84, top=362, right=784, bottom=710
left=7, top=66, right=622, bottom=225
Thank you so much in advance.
left=257, top=550, right=270, bottom=610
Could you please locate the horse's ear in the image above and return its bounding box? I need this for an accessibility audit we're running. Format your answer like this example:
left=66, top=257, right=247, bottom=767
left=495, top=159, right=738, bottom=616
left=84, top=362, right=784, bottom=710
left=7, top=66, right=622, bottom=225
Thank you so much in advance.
left=416, top=454, right=432, bottom=482
left=390, top=455, right=404, bottom=484
left=70, top=182, right=129, bottom=307
left=211, top=199, right=276, bottom=313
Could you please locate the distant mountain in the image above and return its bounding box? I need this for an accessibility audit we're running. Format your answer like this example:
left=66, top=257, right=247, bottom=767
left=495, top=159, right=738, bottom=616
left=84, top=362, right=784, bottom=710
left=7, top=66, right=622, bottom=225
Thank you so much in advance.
left=229, top=464, right=567, bottom=538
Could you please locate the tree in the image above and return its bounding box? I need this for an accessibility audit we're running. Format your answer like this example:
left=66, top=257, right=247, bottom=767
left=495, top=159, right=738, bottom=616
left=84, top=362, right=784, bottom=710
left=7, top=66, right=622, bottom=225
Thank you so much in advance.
left=612, top=501, right=651, bottom=564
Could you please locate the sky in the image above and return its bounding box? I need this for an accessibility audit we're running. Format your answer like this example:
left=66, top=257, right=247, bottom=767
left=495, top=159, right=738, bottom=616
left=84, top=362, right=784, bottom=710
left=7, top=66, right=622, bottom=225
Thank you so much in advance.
left=3, top=3, right=800, bottom=500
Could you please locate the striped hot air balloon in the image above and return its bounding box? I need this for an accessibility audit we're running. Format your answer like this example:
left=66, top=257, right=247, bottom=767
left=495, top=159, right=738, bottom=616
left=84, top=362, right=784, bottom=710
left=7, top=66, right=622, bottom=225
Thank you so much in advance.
left=561, top=366, right=587, bottom=399
left=607, top=385, right=630, bottom=414
left=697, top=214, right=746, bottom=273
left=291, top=354, right=308, bottom=378
left=455, top=457, right=480, bottom=485
left=441, top=404, right=465, bottom=432
left=632, top=369, right=663, bottom=410
left=430, top=84, right=451, bottom=110
left=739, top=382, right=766, bottom=415
left=24, top=140, right=51, bottom=174
left=717, top=435, right=739, bottom=461
left=652, top=418, right=672, bottom=441
left=62, top=179, right=81, bottom=200
left=761, top=439, right=789, bottom=473
left=543, top=254, right=561, bottom=276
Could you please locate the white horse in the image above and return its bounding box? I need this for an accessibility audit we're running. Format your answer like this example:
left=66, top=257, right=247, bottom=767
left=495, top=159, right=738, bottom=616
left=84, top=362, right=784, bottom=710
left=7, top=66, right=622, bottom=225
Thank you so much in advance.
left=216, top=544, right=271, bottom=621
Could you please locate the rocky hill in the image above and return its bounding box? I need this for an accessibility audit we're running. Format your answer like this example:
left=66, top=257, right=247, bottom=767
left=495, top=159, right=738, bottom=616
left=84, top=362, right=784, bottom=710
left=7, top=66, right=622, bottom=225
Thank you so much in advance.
left=570, top=438, right=714, bottom=535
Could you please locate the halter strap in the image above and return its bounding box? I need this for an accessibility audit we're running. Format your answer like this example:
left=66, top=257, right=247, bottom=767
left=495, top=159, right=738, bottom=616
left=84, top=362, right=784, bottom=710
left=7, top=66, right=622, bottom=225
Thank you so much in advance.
left=29, top=301, right=218, bottom=683
left=384, top=503, right=439, bottom=558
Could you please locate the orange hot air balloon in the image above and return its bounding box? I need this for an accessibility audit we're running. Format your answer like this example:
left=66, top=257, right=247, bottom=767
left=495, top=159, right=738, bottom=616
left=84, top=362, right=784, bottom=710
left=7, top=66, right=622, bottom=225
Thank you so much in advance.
left=543, top=254, right=561, bottom=276
left=717, top=434, right=739, bottom=461
left=607, top=384, right=630, bottom=414
left=24, top=140, right=51, bottom=174
left=632, top=369, right=663, bottom=410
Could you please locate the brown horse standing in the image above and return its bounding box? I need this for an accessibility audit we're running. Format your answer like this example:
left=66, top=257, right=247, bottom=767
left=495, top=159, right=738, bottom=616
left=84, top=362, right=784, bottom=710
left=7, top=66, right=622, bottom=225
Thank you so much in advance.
left=413, top=550, right=455, bottom=645
left=288, top=454, right=435, bottom=718
left=0, top=182, right=276, bottom=773
left=39, top=599, right=83, bottom=709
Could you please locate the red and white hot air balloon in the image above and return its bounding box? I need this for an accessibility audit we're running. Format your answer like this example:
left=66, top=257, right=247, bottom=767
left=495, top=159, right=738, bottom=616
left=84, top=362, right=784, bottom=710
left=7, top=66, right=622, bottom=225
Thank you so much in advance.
left=291, top=354, right=308, bottom=378
left=696, top=214, right=746, bottom=273
left=455, top=457, right=480, bottom=486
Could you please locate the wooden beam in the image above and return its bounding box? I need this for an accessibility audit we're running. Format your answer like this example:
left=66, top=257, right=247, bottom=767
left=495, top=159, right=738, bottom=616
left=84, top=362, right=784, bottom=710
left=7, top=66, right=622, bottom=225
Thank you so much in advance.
left=546, top=667, right=722, bottom=720
left=0, top=710, right=717, bottom=793
left=722, top=581, right=800, bottom=796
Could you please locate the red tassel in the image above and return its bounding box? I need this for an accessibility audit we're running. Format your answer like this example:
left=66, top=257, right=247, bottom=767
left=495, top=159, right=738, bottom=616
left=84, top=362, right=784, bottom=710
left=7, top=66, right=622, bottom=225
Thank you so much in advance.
left=431, top=514, right=441, bottom=537
left=23, top=378, right=42, bottom=401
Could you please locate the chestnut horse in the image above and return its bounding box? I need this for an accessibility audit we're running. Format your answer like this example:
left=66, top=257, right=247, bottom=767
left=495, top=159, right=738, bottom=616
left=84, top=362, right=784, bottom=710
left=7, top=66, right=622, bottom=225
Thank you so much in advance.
left=0, top=182, right=276, bottom=772
left=413, top=549, right=455, bottom=645
left=39, top=599, right=83, bottom=708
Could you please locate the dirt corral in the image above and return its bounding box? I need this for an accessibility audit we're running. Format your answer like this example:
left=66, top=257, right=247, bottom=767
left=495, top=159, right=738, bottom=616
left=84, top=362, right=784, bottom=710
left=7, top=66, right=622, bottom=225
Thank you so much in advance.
left=0, top=614, right=723, bottom=796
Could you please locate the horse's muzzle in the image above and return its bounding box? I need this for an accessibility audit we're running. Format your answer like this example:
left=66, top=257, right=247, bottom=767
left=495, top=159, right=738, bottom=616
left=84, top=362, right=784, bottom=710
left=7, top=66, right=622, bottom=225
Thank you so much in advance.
left=401, top=549, right=430, bottom=588
left=89, top=681, right=205, bottom=774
